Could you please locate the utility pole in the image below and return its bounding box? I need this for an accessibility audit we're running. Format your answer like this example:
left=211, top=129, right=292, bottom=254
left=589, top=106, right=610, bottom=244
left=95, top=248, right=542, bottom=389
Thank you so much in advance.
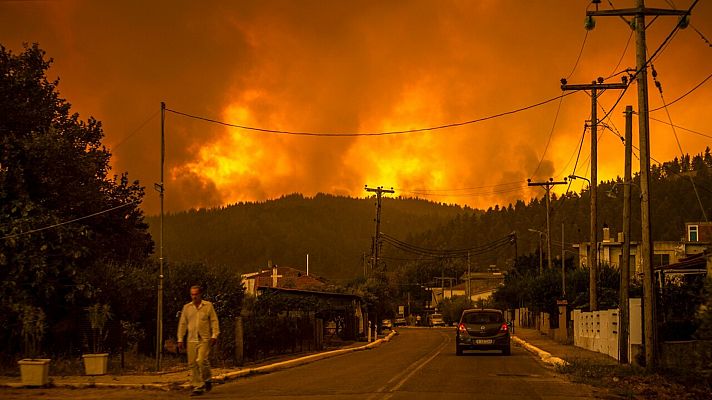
left=467, top=251, right=471, bottom=305
left=362, top=252, right=367, bottom=277
left=561, top=79, right=626, bottom=312
left=538, top=234, right=543, bottom=275
left=561, top=223, right=566, bottom=298
left=587, top=0, right=692, bottom=370
left=154, top=102, right=166, bottom=371
left=620, top=105, right=634, bottom=364
left=527, top=178, right=567, bottom=271
left=512, top=232, right=518, bottom=270
left=365, top=186, right=394, bottom=272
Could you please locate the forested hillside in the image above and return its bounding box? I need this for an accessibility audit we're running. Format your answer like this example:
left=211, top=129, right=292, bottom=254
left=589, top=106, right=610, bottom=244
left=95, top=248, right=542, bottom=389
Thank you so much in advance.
left=147, top=193, right=472, bottom=280
left=149, top=149, right=712, bottom=282
left=386, top=149, right=712, bottom=277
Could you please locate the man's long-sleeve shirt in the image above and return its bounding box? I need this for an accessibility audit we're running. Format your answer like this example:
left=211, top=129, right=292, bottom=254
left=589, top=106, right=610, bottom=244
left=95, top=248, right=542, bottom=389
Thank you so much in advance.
left=177, top=300, right=220, bottom=343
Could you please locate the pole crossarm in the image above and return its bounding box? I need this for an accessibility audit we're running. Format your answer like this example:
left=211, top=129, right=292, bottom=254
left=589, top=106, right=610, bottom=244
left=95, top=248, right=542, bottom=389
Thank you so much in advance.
left=561, top=83, right=628, bottom=91
left=527, top=179, right=567, bottom=187
left=587, top=8, right=690, bottom=17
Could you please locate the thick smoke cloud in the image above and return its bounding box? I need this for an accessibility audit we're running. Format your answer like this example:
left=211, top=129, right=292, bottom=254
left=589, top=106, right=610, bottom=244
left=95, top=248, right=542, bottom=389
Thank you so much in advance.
left=2, top=1, right=710, bottom=214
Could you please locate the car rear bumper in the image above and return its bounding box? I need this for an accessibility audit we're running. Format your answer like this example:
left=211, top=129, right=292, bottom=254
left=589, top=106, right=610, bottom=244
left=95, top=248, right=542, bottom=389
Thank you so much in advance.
left=456, top=334, right=510, bottom=351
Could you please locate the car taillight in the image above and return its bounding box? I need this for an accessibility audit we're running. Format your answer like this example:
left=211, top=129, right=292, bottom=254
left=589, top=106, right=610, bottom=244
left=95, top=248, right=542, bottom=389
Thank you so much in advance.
left=500, top=323, right=508, bottom=332
left=458, top=323, right=467, bottom=334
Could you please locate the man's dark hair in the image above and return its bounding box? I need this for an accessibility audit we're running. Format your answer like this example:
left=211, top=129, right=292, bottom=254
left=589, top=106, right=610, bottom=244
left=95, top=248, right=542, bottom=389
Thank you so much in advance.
left=190, top=285, right=203, bottom=293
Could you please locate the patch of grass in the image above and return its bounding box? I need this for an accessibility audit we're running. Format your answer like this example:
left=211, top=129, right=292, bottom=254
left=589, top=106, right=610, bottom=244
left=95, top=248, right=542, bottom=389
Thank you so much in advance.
left=557, top=358, right=712, bottom=400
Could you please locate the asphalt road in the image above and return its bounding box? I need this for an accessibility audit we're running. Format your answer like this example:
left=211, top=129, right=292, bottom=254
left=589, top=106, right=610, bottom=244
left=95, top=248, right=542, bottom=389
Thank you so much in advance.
left=2, top=328, right=609, bottom=399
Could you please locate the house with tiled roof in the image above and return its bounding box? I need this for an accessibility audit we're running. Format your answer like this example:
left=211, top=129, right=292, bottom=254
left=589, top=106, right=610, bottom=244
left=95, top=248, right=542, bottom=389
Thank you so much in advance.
left=241, top=264, right=328, bottom=297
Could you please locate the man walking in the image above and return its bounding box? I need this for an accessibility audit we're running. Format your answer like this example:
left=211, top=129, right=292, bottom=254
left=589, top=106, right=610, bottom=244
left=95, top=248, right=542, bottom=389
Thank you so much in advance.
left=177, top=285, right=220, bottom=396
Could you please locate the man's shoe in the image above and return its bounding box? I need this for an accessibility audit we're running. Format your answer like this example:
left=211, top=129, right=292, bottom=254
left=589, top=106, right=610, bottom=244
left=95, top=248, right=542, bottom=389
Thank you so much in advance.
left=205, top=381, right=212, bottom=392
left=190, top=389, right=204, bottom=396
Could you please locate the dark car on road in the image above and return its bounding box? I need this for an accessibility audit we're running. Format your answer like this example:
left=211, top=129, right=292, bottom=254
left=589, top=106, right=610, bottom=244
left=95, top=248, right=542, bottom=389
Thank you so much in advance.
left=455, top=308, right=510, bottom=356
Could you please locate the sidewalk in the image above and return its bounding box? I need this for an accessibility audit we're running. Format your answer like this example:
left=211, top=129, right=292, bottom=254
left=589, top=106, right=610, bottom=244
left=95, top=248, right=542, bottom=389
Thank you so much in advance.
left=0, top=330, right=398, bottom=391
left=512, top=327, right=618, bottom=367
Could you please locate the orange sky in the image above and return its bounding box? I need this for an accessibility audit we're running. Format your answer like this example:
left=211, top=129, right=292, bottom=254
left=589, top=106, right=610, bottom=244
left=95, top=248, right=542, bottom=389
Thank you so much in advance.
left=2, top=0, right=710, bottom=214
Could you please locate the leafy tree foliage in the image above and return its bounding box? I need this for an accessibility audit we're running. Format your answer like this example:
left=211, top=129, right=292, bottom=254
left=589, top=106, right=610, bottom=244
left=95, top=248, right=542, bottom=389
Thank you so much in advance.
left=439, top=296, right=472, bottom=325
left=0, top=44, right=153, bottom=356
left=492, top=260, right=624, bottom=314
left=695, top=278, right=712, bottom=340
left=164, top=261, right=244, bottom=362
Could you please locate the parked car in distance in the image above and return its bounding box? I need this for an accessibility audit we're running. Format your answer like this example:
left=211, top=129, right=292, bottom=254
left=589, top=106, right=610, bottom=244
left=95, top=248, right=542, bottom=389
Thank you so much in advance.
left=381, top=319, right=393, bottom=330
left=430, top=313, right=445, bottom=327
left=394, top=317, right=407, bottom=326
left=455, top=308, right=510, bottom=356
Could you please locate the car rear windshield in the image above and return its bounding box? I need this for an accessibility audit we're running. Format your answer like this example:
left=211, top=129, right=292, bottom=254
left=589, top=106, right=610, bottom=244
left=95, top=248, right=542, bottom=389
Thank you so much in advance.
left=462, top=312, right=503, bottom=324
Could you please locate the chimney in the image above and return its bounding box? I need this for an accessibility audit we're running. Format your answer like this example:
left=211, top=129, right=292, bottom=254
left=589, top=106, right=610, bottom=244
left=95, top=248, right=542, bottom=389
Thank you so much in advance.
left=603, top=227, right=611, bottom=242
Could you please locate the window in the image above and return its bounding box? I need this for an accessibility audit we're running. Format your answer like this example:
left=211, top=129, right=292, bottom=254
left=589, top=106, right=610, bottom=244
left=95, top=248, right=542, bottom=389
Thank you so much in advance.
left=653, top=253, right=670, bottom=268
left=688, top=225, right=699, bottom=242
left=463, top=312, right=502, bottom=324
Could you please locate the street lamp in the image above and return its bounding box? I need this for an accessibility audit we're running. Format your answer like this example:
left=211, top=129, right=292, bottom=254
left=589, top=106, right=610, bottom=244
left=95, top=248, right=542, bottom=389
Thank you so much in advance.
left=568, top=174, right=591, bottom=187
left=607, top=181, right=640, bottom=198
left=528, top=228, right=547, bottom=275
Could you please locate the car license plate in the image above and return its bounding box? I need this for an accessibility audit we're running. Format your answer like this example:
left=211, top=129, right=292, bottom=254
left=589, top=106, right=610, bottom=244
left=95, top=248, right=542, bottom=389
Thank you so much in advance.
left=475, top=339, right=493, bottom=345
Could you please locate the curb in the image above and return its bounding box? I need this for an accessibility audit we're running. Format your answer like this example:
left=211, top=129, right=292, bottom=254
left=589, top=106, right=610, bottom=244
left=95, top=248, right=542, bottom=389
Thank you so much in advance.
left=2, top=330, right=399, bottom=391
left=216, top=329, right=398, bottom=384
left=511, top=336, right=567, bottom=367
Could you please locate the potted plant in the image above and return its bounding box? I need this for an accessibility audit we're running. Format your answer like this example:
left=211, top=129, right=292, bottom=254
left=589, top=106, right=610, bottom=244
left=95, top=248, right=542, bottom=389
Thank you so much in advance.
left=17, top=305, right=51, bottom=386
left=83, top=303, right=112, bottom=375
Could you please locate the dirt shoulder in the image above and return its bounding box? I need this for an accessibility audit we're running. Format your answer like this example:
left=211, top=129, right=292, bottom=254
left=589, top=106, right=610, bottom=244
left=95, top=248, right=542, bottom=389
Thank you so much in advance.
left=558, top=358, right=712, bottom=399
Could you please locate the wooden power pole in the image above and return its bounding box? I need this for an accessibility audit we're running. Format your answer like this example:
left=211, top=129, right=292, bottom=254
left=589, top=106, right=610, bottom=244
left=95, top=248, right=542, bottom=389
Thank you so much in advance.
left=620, top=105, right=633, bottom=364
left=365, top=185, right=394, bottom=272
left=587, top=0, right=693, bottom=369
left=527, top=178, right=567, bottom=272
left=561, top=79, right=627, bottom=311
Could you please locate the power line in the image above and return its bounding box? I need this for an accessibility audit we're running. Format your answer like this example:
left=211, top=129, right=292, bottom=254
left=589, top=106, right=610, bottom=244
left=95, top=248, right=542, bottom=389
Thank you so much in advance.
left=2, top=200, right=140, bottom=240
left=649, top=72, right=712, bottom=112
left=647, top=116, right=712, bottom=139
left=110, top=110, right=160, bottom=150
left=531, top=92, right=565, bottom=178
left=651, top=64, right=708, bottom=221
left=691, top=25, right=712, bottom=48
left=607, top=31, right=635, bottom=79
left=164, top=92, right=577, bottom=137
left=595, top=0, right=698, bottom=125
left=381, top=232, right=514, bottom=259
left=566, top=30, right=589, bottom=80
left=565, top=123, right=588, bottom=193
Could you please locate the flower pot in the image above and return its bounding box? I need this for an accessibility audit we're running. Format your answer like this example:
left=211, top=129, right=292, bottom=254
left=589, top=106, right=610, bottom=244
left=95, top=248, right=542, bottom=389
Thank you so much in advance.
left=18, top=358, right=51, bottom=386
left=82, top=353, right=109, bottom=375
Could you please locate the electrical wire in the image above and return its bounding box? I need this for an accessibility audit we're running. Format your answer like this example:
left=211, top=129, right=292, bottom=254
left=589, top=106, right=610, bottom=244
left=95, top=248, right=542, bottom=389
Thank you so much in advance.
left=565, top=124, right=588, bottom=193
left=607, top=31, right=634, bottom=80
left=164, top=92, right=577, bottom=137
left=648, top=116, right=712, bottom=139
left=595, top=0, right=699, bottom=125
left=649, top=72, right=712, bottom=112
left=692, top=25, right=712, bottom=48
left=651, top=65, right=708, bottom=221
left=531, top=92, right=565, bottom=178
left=664, top=0, right=711, bottom=49
left=110, top=110, right=160, bottom=150
left=380, top=232, right=514, bottom=260
left=566, top=31, right=589, bottom=80
left=1, top=200, right=141, bottom=240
